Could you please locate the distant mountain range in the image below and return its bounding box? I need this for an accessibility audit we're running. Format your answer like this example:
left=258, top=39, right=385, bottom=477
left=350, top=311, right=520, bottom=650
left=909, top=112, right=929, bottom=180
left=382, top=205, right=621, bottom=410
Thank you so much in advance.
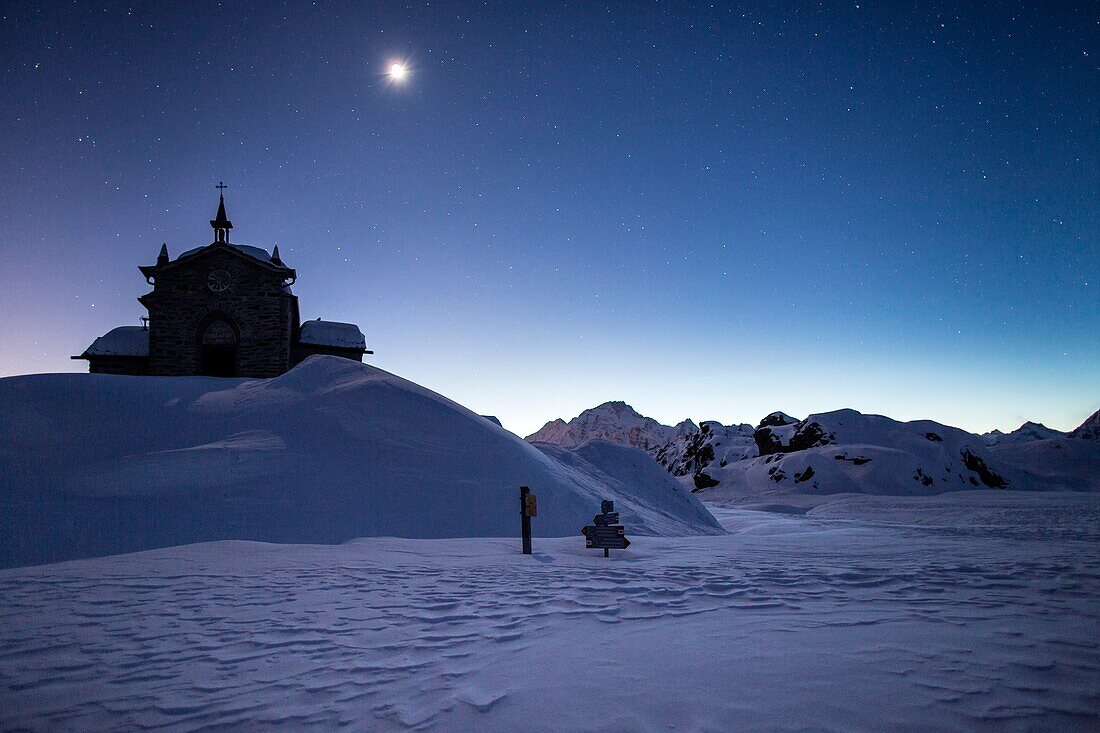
left=981, top=421, right=1066, bottom=445
left=527, top=403, right=1100, bottom=501
left=526, top=401, right=693, bottom=452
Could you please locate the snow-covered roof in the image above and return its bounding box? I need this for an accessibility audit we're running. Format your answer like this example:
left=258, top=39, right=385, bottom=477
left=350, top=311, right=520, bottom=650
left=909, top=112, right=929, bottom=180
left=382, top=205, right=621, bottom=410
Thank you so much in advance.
left=82, top=326, right=149, bottom=357
left=298, top=320, right=366, bottom=350
left=177, top=243, right=281, bottom=266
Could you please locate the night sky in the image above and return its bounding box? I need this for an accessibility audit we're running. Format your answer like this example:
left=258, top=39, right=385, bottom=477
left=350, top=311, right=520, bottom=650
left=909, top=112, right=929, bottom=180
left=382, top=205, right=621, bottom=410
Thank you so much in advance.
left=1, top=2, right=1096, bottom=435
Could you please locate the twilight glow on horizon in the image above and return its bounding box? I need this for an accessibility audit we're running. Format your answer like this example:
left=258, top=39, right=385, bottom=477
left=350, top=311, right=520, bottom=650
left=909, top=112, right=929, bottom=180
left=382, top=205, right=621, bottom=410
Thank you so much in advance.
left=0, top=2, right=1096, bottom=437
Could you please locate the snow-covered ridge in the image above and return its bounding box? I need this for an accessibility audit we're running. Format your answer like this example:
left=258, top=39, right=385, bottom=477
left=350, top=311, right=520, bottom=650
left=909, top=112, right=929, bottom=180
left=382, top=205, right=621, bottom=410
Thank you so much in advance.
left=529, top=402, right=1099, bottom=499
left=982, top=421, right=1066, bottom=445
left=653, top=421, right=757, bottom=491
left=991, top=438, right=1100, bottom=493
left=1070, top=407, right=1100, bottom=442
left=705, top=409, right=1014, bottom=502
left=525, top=401, right=688, bottom=452
left=0, top=357, right=720, bottom=568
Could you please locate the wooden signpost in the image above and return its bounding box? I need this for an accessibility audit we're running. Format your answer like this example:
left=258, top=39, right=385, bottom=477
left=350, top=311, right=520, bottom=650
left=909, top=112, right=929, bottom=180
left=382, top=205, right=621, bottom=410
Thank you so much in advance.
left=582, top=499, right=630, bottom=557
left=520, top=485, right=537, bottom=554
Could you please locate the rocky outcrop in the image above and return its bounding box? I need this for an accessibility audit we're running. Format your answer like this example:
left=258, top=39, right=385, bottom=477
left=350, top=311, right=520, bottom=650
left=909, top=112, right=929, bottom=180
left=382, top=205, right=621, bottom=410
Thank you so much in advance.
left=758, top=411, right=798, bottom=428
left=960, top=448, right=1009, bottom=488
left=655, top=421, right=757, bottom=490
left=754, top=417, right=833, bottom=456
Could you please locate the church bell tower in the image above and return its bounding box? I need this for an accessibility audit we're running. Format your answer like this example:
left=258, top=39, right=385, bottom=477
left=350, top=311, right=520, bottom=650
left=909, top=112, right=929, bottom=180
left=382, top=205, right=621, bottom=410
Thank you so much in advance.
left=210, top=181, right=233, bottom=243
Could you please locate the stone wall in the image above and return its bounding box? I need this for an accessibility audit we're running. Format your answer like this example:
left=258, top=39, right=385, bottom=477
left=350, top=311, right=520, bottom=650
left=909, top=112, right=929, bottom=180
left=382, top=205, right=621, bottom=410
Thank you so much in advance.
left=141, top=247, right=296, bottom=377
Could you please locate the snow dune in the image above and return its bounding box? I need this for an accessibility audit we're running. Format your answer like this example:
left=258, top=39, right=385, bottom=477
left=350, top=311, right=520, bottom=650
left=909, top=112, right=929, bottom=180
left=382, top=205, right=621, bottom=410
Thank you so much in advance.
left=0, top=491, right=1096, bottom=731
left=0, top=357, right=719, bottom=569
left=991, top=438, right=1100, bottom=493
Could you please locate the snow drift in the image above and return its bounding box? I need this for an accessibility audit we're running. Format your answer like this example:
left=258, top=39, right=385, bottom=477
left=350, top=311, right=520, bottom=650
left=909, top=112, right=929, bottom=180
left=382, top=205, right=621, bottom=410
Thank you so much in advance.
left=532, top=439, right=718, bottom=531
left=0, top=357, right=720, bottom=568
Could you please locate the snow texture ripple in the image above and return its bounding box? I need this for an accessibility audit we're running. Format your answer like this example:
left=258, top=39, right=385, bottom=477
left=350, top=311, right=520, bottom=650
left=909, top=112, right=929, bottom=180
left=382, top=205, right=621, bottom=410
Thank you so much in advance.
left=0, top=491, right=1096, bottom=731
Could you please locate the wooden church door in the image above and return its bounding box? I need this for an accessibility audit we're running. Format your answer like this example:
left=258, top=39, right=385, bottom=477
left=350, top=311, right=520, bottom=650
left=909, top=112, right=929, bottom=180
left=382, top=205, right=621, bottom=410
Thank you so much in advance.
left=199, top=319, right=238, bottom=377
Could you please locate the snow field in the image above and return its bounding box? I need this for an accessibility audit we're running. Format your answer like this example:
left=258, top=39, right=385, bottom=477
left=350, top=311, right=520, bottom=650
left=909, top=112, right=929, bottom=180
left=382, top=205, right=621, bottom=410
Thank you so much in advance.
left=1, top=492, right=1097, bottom=731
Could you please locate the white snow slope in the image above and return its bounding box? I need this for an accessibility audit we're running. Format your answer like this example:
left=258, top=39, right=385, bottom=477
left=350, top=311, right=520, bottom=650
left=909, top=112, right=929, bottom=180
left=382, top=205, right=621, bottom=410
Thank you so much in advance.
left=991, top=438, right=1100, bottom=493
left=699, top=409, right=1018, bottom=502
left=1070, top=407, right=1100, bottom=441
left=1, top=491, right=1096, bottom=731
left=0, top=357, right=720, bottom=568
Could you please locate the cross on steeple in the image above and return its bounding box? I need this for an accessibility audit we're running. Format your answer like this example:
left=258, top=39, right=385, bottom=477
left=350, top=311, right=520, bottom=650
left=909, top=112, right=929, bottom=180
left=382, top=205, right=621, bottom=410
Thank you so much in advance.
left=210, top=182, right=233, bottom=243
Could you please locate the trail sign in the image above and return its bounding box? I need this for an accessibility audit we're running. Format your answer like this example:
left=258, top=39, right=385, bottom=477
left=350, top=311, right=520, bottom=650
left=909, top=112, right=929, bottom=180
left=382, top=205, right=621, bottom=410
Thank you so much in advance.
left=582, top=499, right=630, bottom=557
left=520, top=486, right=536, bottom=554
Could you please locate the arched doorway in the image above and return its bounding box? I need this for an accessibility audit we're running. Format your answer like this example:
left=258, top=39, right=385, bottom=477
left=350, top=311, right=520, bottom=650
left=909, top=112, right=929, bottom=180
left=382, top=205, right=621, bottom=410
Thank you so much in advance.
left=199, top=319, right=238, bottom=377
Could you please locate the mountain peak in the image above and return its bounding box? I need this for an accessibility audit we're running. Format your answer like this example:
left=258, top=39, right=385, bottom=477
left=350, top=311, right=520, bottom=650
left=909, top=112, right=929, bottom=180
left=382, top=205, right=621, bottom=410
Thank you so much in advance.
left=757, top=411, right=799, bottom=429
left=1070, top=408, right=1100, bottom=442
left=526, top=401, right=675, bottom=450
left=591, top=400, right=639, bottom=414
left=984, top=420, right=1066, bottom=446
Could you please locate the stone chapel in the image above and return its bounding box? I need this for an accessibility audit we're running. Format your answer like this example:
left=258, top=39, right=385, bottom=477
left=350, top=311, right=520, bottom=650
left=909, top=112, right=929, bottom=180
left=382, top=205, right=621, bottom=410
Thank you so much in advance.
left=74, top=189, right=371, bottom=377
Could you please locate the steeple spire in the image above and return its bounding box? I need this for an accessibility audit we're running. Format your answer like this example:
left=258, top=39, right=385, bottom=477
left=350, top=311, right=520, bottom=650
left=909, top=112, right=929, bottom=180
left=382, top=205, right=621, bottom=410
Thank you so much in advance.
left=210, top=182, right=233, bottom=243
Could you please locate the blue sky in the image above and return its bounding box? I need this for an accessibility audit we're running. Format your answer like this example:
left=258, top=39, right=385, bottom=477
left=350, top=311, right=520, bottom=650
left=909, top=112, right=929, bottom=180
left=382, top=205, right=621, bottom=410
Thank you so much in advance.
left=0, top=1, right=1096, bottom=435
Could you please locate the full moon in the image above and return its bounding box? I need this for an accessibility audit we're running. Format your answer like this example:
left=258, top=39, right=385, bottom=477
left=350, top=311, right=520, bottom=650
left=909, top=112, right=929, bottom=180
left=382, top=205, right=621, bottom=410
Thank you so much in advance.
left=389, top=63, right=407, bottom=81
